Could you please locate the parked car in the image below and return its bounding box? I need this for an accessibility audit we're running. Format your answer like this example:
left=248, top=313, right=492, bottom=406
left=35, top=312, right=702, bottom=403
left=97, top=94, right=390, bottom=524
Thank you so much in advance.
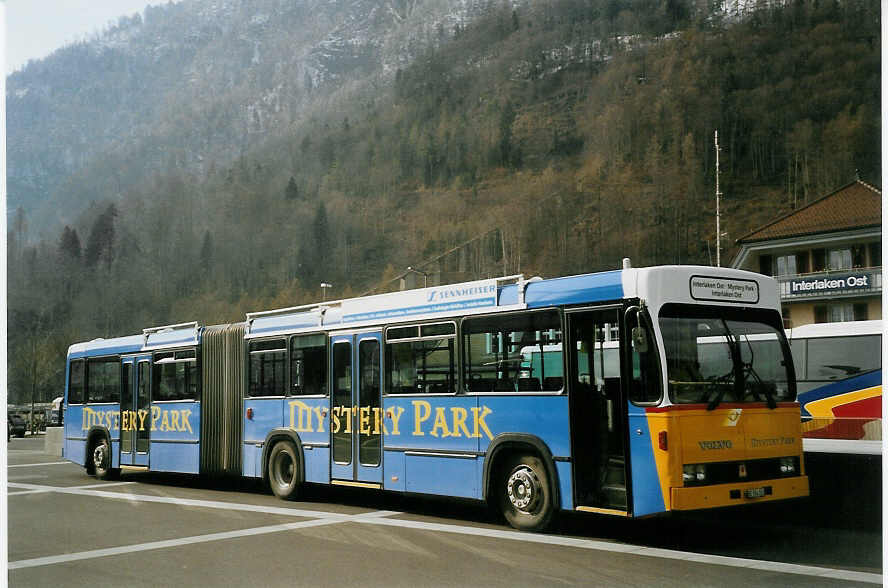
left=8, top=413, right=27, bottom=438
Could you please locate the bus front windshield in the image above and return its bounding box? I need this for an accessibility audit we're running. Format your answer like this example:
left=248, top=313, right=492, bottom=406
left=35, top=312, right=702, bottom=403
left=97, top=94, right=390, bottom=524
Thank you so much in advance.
left=658, top=304, right=795, bottom=408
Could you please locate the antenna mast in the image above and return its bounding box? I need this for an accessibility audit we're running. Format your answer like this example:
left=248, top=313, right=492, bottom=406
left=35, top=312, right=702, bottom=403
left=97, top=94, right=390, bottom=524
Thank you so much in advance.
left=715, top=130, right=722, bottom=267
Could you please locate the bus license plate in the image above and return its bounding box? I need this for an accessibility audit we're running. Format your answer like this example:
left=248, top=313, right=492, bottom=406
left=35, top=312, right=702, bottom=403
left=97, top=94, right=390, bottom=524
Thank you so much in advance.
left=744, top=487, right=766, bottom=499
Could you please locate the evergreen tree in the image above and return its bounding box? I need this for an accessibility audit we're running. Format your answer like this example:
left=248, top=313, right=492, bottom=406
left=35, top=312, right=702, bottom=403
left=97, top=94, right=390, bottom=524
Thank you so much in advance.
left=84, top=204, right=118, bottom=269
left=200, top=230, right=214, bottom=272
left=58, top=226, right=82, bottom=261
left=285, top=176, right=299, bottom=200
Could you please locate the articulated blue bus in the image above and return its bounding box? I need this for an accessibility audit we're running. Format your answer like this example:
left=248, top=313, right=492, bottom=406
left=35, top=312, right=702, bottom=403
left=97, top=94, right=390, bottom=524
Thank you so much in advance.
left=64, top=265, right=808, bottom=531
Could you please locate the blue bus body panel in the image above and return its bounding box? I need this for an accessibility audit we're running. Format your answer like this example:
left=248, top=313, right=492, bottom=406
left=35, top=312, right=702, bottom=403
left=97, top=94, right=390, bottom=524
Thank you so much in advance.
left=479, top=395, right=571, bottom=458
left=626, top=402, right=666, bottom=516
left=381, top=394, right=570, bottom=504
left=284, top=396, right=332, bottom=484
left=556, top=460, right=574, bottom=510
left=149, top=401, right=201, bottom=474
left=382, top=396, right=479, bottom=496
left=64, top=404, right=87, bottom=465
left=68, top=403, right=122, bottom=466
left=499, top=271, right=624, bottom=308
left=243, top=398, right=284, bottom=478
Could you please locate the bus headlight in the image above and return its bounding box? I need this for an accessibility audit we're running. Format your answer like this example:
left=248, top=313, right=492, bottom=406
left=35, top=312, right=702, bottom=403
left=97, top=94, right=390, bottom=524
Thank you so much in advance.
left=683, top=464, right=707, bottom=484
left=779, top=457, right=797, bottom=475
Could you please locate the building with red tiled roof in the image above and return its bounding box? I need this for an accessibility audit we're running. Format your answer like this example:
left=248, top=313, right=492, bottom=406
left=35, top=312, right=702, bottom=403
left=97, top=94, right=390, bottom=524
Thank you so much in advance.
left=731, top=180, right=881, bottom=327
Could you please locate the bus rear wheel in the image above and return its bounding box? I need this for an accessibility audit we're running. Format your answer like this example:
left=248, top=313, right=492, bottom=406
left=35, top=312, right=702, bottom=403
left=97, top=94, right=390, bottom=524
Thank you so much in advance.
left=91, top=437, right=118, bottom=480
left=498, top=454, right=554, bottom=532
left=268, top=441, right=300, bottom=500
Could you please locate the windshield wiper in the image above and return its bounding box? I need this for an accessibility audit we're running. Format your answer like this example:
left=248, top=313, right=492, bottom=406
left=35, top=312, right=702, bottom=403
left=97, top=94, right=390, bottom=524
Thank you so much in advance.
left=741, top=335, right=777, bottom=409
left=707, top=319, right=743, bottom=411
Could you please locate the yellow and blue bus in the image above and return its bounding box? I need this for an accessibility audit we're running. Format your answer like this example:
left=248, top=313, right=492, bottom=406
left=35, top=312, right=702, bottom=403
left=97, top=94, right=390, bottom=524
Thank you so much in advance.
left=787, top=320, right=882, bottom=456
left=63, top=264, right=808, bottom=531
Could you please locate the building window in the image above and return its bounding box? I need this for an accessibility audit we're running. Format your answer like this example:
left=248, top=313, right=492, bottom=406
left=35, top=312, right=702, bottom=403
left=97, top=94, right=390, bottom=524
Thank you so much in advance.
left=852, top=303, right=869, bottom=321
left=781, top=307, right=791, bottom=329
left=796, top=250, right=810, bottom=274
left=776, top=254, right=797, bottom=276
left=851, top=245, right=866, bottom=269
left=814, top=303, right=867, bottom=323
left=828, top=303, right=854, bottom=322
left=759, top=254, right=773, bottom=276
left=828, top=248, right=852, bottom=271
left=868, top=242, right=881, bottom=267
left=811, top=249, right=826, bottom=272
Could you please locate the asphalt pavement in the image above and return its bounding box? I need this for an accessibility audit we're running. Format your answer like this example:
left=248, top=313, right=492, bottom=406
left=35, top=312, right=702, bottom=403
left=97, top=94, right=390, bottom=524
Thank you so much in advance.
left=6, top=436, right=882, bottom=587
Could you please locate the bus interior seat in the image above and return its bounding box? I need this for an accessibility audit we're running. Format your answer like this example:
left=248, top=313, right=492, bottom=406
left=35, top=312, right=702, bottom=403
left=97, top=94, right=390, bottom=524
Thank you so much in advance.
left=543, top=377, right=563, bottom=390
left=495, top=379, right=515, bottom=392
left=468, top=378, right=494, bottom=392
left=518, top=377, right=542, bottom=392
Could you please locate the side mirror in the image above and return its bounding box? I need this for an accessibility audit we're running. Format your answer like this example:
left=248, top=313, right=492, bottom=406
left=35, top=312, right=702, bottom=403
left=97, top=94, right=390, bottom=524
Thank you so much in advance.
left=632, top=326, right=649, bottom=353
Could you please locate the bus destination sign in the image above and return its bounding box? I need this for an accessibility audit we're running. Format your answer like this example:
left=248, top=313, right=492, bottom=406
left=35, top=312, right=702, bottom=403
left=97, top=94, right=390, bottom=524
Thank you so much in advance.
left=690, top=275, right=760, bottom=304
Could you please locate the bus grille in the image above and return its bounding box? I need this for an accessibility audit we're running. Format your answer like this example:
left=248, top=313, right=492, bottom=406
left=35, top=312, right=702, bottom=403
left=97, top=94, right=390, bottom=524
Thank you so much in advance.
left=683, top=457, right=800, bottom=487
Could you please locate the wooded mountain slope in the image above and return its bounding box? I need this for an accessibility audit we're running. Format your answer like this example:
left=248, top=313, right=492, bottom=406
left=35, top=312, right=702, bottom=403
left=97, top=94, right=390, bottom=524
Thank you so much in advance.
left=6, top=0, right=880, bottom=403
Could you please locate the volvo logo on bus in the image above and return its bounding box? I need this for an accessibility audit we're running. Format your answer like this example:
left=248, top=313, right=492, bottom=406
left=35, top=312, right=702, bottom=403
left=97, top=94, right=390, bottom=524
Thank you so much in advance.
left=698, top=439, right=733, bottom=450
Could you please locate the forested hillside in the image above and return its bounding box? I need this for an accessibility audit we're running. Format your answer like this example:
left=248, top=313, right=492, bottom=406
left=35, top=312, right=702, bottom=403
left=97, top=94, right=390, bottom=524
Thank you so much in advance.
left=7, top=0, right=880, bottom=403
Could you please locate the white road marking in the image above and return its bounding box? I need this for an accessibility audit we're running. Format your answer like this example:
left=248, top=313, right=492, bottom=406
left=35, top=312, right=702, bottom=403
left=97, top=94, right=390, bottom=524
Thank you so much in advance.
left=8, top=481, right=134, bottom=496
left=7, top=482, right=881, bottom=584
left=9, top=519, right=342, bottom=570
left=358, top=517, right=883, bottom=585
left=8, top=461, right=70, bottom=468
left=7, top=482, right=368, bottom=520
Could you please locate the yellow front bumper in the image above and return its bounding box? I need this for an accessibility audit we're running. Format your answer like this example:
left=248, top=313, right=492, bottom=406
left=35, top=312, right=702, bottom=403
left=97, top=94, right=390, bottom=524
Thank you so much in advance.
left=671, top=476, right=809, bottom=510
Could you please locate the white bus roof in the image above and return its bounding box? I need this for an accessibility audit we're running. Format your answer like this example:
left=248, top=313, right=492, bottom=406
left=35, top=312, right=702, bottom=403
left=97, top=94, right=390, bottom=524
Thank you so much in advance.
left=786, top=320, right=883, bottom=339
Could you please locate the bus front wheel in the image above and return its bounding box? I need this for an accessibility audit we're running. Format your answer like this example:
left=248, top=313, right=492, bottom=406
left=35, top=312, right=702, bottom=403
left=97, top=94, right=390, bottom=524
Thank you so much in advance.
left=91, top=437, right=118, bottom=480
left=497, top=454, right=554, bottom=532
left=268, top=441, right=300, bottom=500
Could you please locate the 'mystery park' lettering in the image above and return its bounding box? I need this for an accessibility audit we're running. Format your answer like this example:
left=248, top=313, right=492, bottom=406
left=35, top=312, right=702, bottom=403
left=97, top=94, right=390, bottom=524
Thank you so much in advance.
left=288, top=400, right=494, bottom=440
left=81, top=406, right=194, bottom=433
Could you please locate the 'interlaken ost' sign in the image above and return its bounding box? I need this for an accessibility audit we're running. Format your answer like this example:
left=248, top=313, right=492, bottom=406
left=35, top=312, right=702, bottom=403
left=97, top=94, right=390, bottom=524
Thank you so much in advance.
left=690, top=275, right=760, bottom=304
left=783, top=271, right=874, bottom=297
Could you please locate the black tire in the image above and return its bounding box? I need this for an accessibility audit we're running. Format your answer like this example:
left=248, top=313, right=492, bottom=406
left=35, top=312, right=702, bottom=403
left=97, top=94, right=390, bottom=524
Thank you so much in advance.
left=268, top=441, right=300, bottom=500
left=91, top=436, right=118, bottom=480
left=497, top=454, right=555, bottom=532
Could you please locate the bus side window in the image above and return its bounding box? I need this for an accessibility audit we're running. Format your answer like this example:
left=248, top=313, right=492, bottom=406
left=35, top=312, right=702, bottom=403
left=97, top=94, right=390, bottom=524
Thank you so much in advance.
left=291, top=334, right=327, bottom=396
left=249, top=339, right=287, bottom=397
left=627, top=309, right=660, bottom=404
left=87, top=358, right=120, bottom=404
left=806, top=335, right=880, bottom=380
left=69, top=360, right=85, bottom=404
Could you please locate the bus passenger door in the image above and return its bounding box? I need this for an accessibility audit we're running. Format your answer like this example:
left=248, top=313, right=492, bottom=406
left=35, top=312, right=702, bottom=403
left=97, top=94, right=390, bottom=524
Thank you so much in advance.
left=567, top=308, right=628, bottom=513
left=121, top=354, right=151, bottom=467
left=330, top=332, right=383, bottom=486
